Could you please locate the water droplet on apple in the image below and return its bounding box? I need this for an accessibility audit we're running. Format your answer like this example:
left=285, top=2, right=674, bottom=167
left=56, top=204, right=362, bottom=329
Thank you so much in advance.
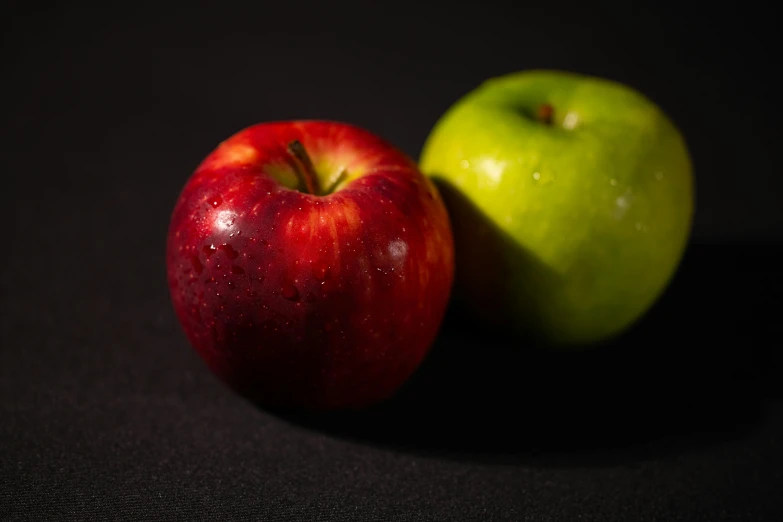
left=312, top=262, right=331, bottom=281
left=610, top=178, right=618, bottom=186
left=532, top=171, right=541, bottom=181
left=210, top=195, right=222, bottom=207
left=219, top=243, right=239, bottom=260
left=281, top=283, right=299, bottom=301
left=203, top=244, right=217, bottom=257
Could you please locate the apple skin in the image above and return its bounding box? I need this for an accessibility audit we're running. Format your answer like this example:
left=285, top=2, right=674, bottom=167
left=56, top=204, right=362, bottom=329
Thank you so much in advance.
left=166, top=121, right=454, bottom=410
left=420, top=70, right=694, bottom=347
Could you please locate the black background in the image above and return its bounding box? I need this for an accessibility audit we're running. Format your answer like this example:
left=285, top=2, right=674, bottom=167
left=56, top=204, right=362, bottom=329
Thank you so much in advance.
left=2, top=1, right=782, bottom=520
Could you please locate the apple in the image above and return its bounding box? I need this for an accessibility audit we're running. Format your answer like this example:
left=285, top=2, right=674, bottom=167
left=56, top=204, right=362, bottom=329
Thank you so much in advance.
left=420, top=70, right=694, bottom=346
left=166, top=121, right=454, bottom=410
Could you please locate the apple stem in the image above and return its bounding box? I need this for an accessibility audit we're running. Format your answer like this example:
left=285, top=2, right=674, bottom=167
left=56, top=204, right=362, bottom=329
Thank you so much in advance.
left=326, top=168, right=348, bottom=193
left=537, top=104, right=554, bottom=125
left=287, top=140, right=321, bottom=195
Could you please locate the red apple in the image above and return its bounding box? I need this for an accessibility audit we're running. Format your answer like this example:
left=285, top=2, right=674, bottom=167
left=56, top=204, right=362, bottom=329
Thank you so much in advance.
left=166, top=121, right=455, bottom=410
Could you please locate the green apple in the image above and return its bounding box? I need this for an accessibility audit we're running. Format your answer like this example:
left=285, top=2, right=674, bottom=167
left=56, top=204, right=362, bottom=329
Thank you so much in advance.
left=420, top=70, right=694, bottom=346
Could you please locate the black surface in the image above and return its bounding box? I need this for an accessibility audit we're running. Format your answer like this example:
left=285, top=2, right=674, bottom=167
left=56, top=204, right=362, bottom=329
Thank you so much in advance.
left=3, top=2, right=783, bottom=521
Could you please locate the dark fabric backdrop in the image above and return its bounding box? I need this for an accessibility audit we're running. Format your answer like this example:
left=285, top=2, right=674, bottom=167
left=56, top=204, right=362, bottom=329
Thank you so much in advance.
left=2, top=1, right=781, bottom=520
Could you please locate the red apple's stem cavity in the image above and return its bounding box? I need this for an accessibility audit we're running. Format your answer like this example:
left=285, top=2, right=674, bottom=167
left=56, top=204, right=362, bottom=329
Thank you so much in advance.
left=537, top=104, right=554, bottom=125
left=287, top=140, right=321, bottom=195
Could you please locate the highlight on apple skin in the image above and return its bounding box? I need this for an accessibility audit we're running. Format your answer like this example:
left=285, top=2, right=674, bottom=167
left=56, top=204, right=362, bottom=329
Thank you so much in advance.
left=166, top=121, right=455, bottom=410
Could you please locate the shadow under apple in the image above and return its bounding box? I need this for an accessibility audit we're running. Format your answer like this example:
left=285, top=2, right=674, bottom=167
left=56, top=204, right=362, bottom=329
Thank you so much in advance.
left=267, top=179, right=778, bottom=468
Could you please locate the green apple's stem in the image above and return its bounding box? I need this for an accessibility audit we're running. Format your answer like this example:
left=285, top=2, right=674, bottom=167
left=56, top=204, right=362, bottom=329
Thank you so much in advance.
left=287, top=140, right=321, bottom=195
left=537, top=104, right=554, bottom=125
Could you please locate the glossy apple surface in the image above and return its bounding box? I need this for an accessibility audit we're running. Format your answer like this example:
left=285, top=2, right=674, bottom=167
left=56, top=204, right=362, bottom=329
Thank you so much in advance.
left=167, top=121, right=454, bottom=410
left=420, top=70, right=694, bottom=346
